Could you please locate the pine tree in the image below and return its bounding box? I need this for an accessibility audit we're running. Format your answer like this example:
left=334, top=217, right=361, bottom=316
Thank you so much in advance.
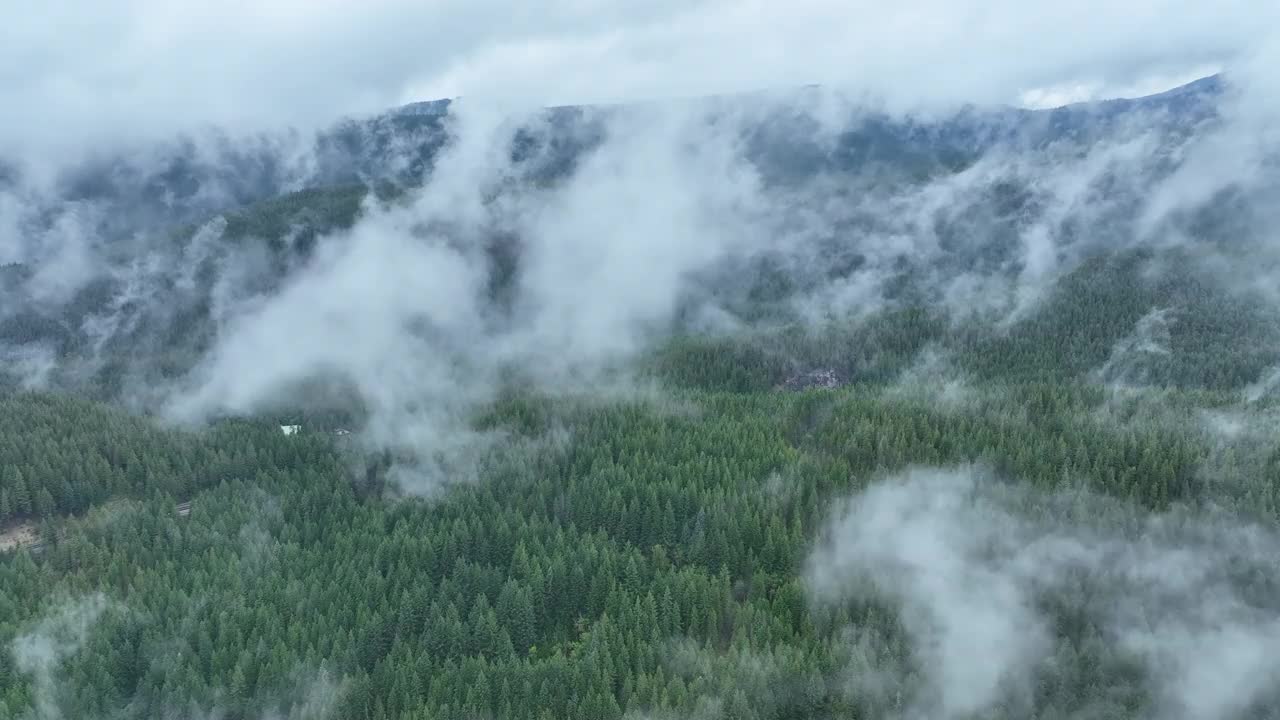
left=5, top=467, right=31, bottom=516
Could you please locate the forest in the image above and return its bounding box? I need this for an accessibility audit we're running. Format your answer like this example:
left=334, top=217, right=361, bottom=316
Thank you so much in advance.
left=3, top=289, right=1280, bottom=718
left=3, top=72, right=1280, bottom=720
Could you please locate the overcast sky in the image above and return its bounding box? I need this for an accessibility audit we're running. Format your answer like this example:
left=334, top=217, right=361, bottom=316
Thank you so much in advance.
left=1, top=0, right=1276, bottom=158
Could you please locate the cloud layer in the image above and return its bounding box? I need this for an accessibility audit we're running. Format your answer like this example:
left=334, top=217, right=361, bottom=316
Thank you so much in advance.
left=3, top=0, right=1276, bottom=161
left=807, top=467, right=1280, bottom=720
left=3, top=3, right=1280, bottom=497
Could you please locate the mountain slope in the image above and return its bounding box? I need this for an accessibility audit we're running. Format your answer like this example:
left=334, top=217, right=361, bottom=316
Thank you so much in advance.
left=1, top=74, right=1270, bottom=409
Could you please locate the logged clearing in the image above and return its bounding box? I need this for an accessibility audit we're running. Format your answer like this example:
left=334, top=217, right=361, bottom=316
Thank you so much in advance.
left=0, top=521, right=38, bottom=551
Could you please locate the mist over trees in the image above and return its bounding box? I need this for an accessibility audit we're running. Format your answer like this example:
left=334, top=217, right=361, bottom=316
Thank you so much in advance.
left=3, top=57, right=1280, bottom=720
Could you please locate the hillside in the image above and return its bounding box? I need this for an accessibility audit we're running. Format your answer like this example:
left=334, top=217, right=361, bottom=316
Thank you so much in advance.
left=0, top=75, right=1253, bottom=403
left=5, top=72, right=1280, bottom=720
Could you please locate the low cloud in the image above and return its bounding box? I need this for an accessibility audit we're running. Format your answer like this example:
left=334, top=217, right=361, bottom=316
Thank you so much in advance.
left=161, top=99, right=769, bottom=491
left=807, top=466, right=1280, bottom=719
left=4, top=1, right=1274, bottom=166
left=11, top=594, right=110, bottom=720
left=0, top=11, right=1277, bottom=498
left=0, top=66, right=1262, bottom=495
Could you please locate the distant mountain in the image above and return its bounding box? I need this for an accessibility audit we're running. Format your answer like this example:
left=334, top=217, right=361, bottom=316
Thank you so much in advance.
left=3, top=73, right=1269, bottom=404
left=2, top=74, right=1230, bottom=234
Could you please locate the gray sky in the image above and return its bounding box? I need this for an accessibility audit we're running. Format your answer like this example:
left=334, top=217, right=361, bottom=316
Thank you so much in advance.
left=1, top=0, right=1275, bottom=159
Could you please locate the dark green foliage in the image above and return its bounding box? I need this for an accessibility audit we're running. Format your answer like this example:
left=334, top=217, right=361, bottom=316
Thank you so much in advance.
left=0, top=393, right=333, bottom=525
left=962, top=248, right=1280, bottom=389
left=658, top=247, right=1280, bottom=397
left=4, top=366, right=1278, bottom=719
left=220, top=184, right=370, bottom=256
left=4, top=233, right=1280, bottom=718
left=6, top=78, right=1277, bottom=718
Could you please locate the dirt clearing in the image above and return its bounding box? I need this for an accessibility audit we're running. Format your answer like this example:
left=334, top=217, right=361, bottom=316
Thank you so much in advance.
left=0, top=521, right=38, bottom=552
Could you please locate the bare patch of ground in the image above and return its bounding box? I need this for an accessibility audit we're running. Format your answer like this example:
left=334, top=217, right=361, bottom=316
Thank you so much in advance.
left=777, top=368, right=849, bottom=391
left=0, top=521, right=39, bottom=552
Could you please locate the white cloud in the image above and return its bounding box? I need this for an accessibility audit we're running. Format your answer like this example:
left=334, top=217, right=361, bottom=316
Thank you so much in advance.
left=1017, top=64, right=1224, bottom=109
left=2, top=0, right=1276, bottom=161
left=808, top=467, right=1280, bottom=720
left=6, top=0, right=1280, bottom=497
left=160, top=97, right=772, bottom=492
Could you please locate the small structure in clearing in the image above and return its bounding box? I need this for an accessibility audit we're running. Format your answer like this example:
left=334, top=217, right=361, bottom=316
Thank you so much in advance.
left=280, top=425, right=301, bottom=436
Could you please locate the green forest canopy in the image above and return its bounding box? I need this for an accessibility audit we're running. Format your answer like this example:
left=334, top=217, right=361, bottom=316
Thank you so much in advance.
left=3, top=317, right=1280, bottom=719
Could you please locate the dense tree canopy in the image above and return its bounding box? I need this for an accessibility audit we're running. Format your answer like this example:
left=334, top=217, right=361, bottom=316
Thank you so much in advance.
left=3, top=341, right=1279, bottom=719
left=4, top=86, right=1280, bottom=717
